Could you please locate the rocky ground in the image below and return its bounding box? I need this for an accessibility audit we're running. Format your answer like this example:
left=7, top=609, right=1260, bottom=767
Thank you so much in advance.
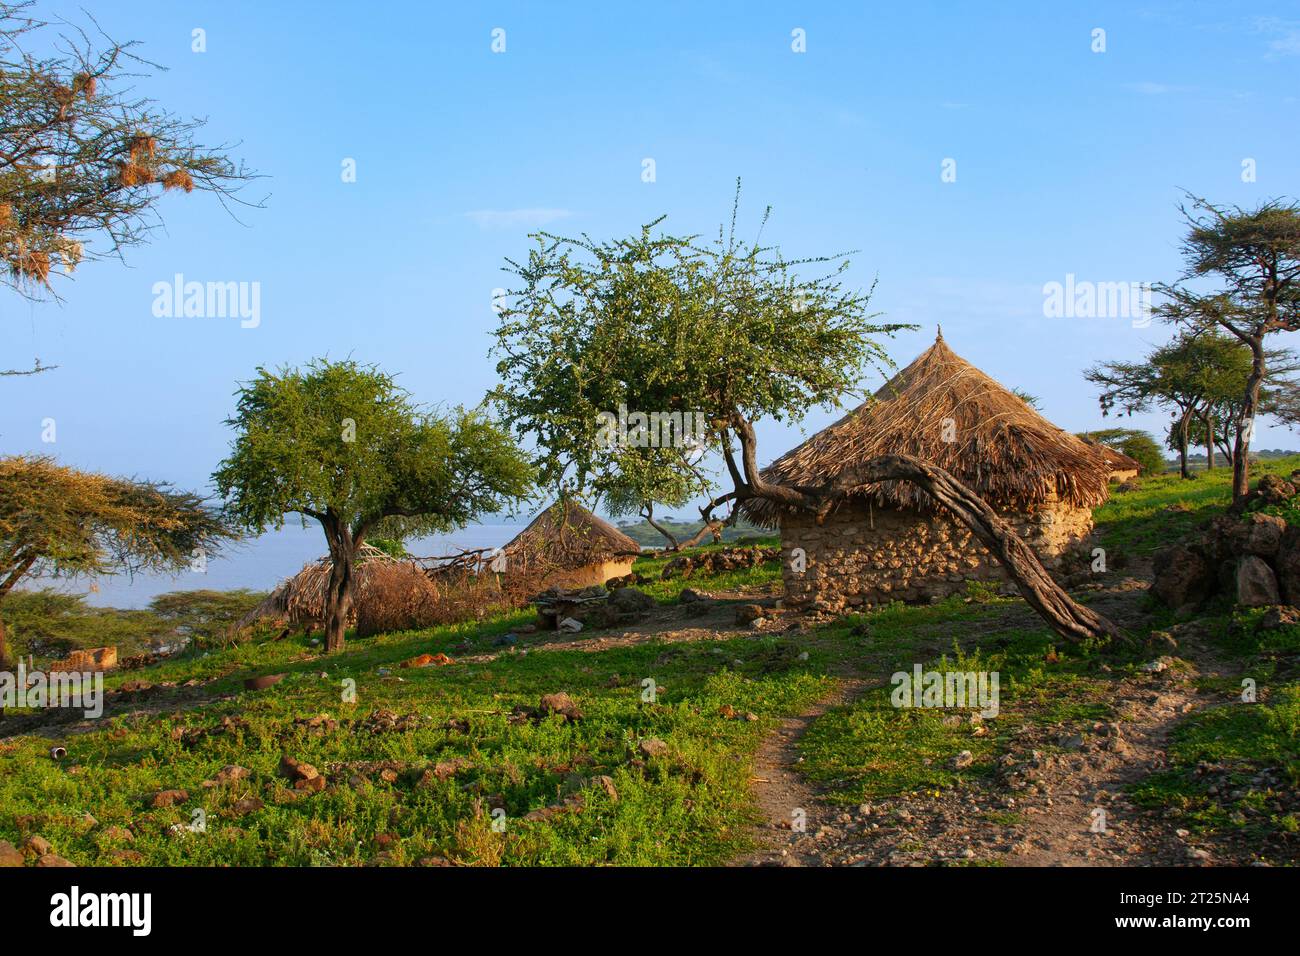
left=737, top=571, right=1286, bottom=868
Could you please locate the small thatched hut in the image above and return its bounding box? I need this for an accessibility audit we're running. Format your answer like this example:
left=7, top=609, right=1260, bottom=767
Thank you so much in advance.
left=1080, top=437, right=1141, bottom=482
left=236, top=544, right=441, bottom=638
left=501, top=500, right=640, bottom=589
left=741, top=332, right=1115, bottom=611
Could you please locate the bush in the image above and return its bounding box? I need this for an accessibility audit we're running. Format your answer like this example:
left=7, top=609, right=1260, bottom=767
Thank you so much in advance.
left=0, top=589, right=166, bottom=662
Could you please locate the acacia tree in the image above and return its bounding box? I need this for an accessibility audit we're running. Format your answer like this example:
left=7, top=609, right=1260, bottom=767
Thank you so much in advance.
left=214, top=359, right=534, bottom=652
left=601, top=451, right=703, bottom=550
left=1156, top=196, right=1300, bottom=501
left=1087, top=333, right=1299, bottom=476
left=0, top=455, right=235, bottom=665
left=492, top=189, right=1123, bottom=642
left=1, top=1, right=258, bottom=374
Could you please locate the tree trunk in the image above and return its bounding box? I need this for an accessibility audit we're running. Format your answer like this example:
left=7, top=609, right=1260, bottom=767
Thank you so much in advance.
left=322, top=519, right=355, bottom=653
left=1204, top=413, right=1215, bottom=470
left=641, top=503, right=680, bottom=550
left=1177, top=411, right=1191, bottom=478
left=1234, top=340, right=1267, bottom=503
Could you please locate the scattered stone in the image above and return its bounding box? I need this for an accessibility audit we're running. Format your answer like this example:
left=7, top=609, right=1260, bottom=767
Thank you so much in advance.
left=608, top=587, right=655, bottom=613
left=951, top=750, right=974, bottom=770
left=735, top=604, right=765, bottom=626
left=591, top=775, right=619, bottom=801
left=1151, top=543, right=1213, bottom=613
left=279, top=756, right=320, bottom=785
left=243, top=673, right=286, bottom=691
left=1145, top=630, right=1178, bottom=652
left=400, top=652, right=455, bottom=668
left=99, top=826, right=133, bottom=843
left=231, top=797, right=264, bottom=816
left=638, top=738, right=669, bottom=759
left=0, top=841, right=23, bottom=867
left=206, top=765, right=251, bottom=787
left=537, top=692, right=584, bottom=722
left=148, top=789, right=189, bottom=809
left=1259, top=605, right=1300, bottom=630
left=36, top=853, right=74, bottom=867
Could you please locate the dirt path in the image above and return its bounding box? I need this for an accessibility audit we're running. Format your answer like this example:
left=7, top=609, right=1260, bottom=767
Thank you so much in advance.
left=733, top=677, right=871, bottom=866
left=734, top=577, right=1254, bottom=867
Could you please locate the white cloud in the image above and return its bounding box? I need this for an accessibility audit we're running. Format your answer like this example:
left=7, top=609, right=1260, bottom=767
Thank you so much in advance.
left=1255, top=17, right=1300, bottom=57
left=463, top=208, right=573, bottom=230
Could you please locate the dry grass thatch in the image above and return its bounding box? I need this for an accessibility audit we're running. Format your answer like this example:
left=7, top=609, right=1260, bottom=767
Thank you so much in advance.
left=1079, top=437, right=1141, bottom=475
left=235, top=544, right=443, bottom=637
left=501, top=500, right=640, bottom=574
left=742, top=332, right=1114, bottom=528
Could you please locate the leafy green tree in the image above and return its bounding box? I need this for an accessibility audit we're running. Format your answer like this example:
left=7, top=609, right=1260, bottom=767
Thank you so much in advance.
left=491, top=185, right=1122, bottom=643
left=213, top=359, right=533, bottom=652
left=1089, top=332, right=1300, bottom=477
left=1156, top=196, right=1300, bottom=501
left=0, top=455, right=235, bottom=665
left=491, top=184, right=903, bottom=536
left=147, top=589, right=266, bottom=648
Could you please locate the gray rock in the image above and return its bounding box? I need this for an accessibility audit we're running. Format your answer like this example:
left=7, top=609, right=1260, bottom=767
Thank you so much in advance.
left=1152, top=543, right=1214, bottom=611
left=609, top=587, right=655, bottom=613
left=1236, top=554, right=1281, bottom=607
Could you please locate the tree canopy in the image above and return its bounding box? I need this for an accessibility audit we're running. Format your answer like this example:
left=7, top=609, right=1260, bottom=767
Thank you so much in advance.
left=0, top=454, right=236, bottom=663
left=490, top=183, right=908, bottom=540
left=213, top=358, right=534, bottom=650
left=1154, top=195, right=1300, bottom=498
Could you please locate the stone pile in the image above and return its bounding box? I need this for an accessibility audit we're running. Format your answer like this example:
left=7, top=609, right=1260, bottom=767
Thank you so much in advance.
left=1152, top=472, right=1300, bottom=615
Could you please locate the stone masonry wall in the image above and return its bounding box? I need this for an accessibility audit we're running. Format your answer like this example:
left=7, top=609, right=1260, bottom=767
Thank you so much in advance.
left=781, top=498, right=1093, bottom=611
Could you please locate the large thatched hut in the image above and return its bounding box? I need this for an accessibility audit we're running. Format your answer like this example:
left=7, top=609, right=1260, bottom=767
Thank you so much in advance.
left=741, top=333, right=1115, bottom=611
left=501, top=500, right=640, bottom=589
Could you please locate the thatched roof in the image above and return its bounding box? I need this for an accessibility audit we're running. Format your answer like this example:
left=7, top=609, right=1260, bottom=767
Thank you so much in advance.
left=236, top=544, right=427, bottom=631
left=1079, top=437, right=1141, bottom=474
left=741, top=332, right=1113, bottom=528
left=502, top=500, right=640, bottom=571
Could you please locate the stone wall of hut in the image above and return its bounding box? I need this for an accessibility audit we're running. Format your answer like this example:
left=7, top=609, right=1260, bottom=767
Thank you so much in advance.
left=780, top=497, right=1093, bottom=611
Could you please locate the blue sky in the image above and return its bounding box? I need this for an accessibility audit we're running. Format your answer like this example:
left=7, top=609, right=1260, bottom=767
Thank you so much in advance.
left=5, top=0, right=1300, bottom=505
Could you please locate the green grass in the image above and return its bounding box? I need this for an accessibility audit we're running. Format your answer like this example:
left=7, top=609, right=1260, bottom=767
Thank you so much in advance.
left=799, top=593, right=1119, bottom=802
left=0, top=622, right=833, bottom=865
left=1093, top=454, right=1300, bottom=556
left=0, top=542, right=826, bottom=866
left=5, top=465, right=1299, bottom=865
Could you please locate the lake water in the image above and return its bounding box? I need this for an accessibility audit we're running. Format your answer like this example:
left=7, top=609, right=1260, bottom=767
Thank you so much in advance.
left=39, top=522, right=524, bottom=610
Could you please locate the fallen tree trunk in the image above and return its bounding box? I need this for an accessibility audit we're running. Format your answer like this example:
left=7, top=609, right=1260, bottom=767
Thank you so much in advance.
left=837, top=456, right=1125, bottom=643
